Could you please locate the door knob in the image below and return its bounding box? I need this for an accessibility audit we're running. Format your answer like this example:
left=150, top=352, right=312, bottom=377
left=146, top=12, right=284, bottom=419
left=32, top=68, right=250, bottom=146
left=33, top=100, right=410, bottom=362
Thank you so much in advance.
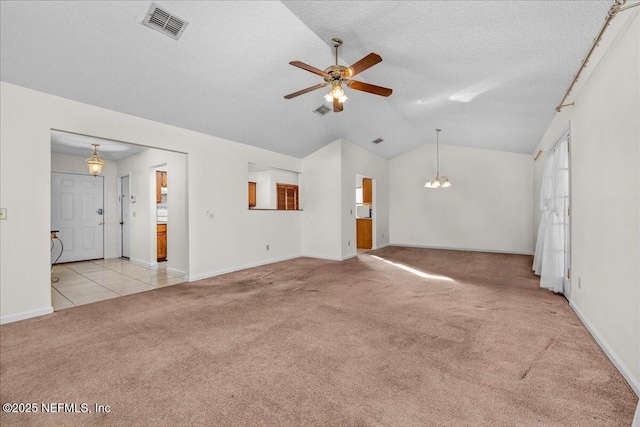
left=98, top=222, right=103, bottom=225
left=120, top=221, right=124, bottom=225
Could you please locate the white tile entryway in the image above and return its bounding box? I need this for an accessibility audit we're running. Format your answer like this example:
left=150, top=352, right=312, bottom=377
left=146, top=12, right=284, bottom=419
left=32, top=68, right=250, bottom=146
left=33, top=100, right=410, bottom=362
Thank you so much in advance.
left=51, top=259, right=184, bottom=310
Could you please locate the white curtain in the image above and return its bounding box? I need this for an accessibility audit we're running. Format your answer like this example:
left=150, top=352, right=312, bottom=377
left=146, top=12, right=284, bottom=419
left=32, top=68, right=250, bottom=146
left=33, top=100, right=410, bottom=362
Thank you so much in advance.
left=533, top=139, right=569, bottom=293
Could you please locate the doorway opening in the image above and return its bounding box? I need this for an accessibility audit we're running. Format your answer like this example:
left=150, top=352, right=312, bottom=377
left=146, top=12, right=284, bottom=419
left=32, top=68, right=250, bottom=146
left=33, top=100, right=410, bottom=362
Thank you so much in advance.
left=50, top=130, right=189, bottom=311
left=355, top=174, right=375, bottom=253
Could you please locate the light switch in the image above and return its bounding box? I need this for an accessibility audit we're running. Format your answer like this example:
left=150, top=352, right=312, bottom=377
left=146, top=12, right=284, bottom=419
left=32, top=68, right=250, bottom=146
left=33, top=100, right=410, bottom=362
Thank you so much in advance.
left=0, top=208, right=6, bottom=220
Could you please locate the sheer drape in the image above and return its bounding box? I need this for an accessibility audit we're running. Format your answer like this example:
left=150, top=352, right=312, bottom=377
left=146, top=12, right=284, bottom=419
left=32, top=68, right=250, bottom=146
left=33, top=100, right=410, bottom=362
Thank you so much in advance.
left=533, top=139, right=569, bottom=293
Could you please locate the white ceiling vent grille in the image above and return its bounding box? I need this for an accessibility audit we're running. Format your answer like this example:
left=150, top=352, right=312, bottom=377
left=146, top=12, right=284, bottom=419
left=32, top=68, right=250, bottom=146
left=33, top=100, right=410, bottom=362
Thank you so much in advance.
left=313, top=105, right=331, bottom=116
left=372, top=138, right=384, bottom=144
left=143, top=3, right=188, bottom=40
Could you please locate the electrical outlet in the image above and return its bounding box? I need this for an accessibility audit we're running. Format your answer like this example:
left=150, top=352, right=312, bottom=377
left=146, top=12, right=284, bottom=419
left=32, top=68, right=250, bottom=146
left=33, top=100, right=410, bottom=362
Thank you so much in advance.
left=266, top=244, right=269, bottom=251
left=348, top=240, right=350, bottom=246
left=578, top=277, right=582, bottom=289
left=0, top=208, right=6, bottom=220
left=382, top=233, right=385, bottom=239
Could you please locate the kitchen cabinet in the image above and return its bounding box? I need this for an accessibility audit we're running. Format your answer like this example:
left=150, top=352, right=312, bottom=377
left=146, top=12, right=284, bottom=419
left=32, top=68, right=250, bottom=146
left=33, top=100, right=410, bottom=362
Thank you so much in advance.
left=156, top=172, right=162, bottom=203
left=157, top=224, right=167, bottom=261
left=362, top=178, right=372, bottom=205
left=357, top=219, right=372, bottom=249
left=248, top=182, right=256, bottom=208
left=276, top=183, right=299, bottom=210
left=156, top=171, right=167, bottom=203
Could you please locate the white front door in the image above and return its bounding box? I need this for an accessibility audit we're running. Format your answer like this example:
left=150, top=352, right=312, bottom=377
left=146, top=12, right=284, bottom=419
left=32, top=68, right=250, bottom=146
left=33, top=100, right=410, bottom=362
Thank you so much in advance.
left=120, top=175, right=131, bottom=258
left=51, top=172, right=104, bottom=263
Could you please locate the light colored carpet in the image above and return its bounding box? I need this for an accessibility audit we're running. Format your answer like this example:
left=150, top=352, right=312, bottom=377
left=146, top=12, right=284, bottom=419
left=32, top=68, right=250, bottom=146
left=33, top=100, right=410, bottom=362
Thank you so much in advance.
left=0, top=247, right=637, bottom=426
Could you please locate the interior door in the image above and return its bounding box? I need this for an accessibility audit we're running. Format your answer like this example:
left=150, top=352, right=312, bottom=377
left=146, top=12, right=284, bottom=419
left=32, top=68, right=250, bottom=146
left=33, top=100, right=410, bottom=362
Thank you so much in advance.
left=51, top=172, right=104, bottom=263
left=121, top=175, right=131, bottom=259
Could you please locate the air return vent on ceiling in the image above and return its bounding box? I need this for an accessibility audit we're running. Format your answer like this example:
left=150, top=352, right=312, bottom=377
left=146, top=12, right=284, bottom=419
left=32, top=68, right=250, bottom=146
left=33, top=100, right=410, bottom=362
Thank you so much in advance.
left=143, top=3, right=188, bottom=40
left=313, top=105, right=331, bottom=116
left=372, top=138, right=384, bottom=144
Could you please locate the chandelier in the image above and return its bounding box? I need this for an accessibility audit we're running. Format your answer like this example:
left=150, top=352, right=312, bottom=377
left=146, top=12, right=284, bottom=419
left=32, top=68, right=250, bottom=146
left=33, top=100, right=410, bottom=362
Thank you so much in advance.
left=424, top=129, right=451, bottom=189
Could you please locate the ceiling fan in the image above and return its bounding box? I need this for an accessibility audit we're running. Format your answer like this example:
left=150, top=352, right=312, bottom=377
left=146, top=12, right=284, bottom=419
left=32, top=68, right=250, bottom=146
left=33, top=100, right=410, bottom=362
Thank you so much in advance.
left=284, top=38, right=392, bottom=113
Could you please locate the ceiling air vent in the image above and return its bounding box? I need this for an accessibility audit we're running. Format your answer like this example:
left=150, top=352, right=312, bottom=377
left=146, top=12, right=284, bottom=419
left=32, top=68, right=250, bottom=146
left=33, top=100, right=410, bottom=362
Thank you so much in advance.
left=313, top=105, right=331, bottom=116
left=372, top=138, right=384, bottom=144
left=143, top=3, right=188, bottom=40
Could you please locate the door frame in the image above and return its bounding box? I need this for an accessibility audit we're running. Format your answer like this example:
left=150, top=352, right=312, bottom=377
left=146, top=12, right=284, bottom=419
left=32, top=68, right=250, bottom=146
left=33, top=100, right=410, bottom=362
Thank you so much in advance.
left=118, top=175, right=131, bottom=259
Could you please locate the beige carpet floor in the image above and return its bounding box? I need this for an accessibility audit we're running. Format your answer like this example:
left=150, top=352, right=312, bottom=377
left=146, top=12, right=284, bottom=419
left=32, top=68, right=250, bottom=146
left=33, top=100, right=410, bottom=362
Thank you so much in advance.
left=0, top=247, right=637, bottom=426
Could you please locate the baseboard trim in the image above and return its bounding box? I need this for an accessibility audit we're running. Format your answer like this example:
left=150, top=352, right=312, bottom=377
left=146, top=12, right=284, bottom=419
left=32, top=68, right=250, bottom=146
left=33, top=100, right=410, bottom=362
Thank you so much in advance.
left=388, top=243, right=533, bottom=256
left=189, top=255, right=301, bottom=282
left=374, top=243, right=390, bottom=250
left=130, top=258, right=154, bottom=268
left=1, top=306, right=54, bottom=325
left=301, top=254, right=343, bottom=261
left=167, top=268, right=187, bottom=279
left=570, top=300, right=640, bottom=397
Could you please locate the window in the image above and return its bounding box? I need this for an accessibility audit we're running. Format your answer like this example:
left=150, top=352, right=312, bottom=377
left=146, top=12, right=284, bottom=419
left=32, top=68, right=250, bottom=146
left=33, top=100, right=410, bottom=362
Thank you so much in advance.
left=277, top=183, right=298, bottom=210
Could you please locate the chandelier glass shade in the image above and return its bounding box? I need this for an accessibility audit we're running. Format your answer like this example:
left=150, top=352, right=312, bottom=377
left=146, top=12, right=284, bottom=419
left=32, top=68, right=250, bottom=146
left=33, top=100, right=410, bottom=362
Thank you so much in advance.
left=324, top=81, right=348, bottom=103
left=86, top=143, right=105, bottom=176
left=424, top=128, right=452, bottom=189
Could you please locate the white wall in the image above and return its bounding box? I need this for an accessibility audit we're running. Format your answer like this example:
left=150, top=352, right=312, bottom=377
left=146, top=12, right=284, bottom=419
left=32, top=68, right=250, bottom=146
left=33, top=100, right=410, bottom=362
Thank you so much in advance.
left=0, top=82, right=302, bottom=322
left=51, top=152, right=119, bottom=259
left=301, top=140, right=342, bottom=260
left=532, top=10, right=640, bottom=394
left=389, top=143, right=533, bottom=254
left=341, top=139, right=389, bottom=259
left=116, top=148, right=187, bottom=275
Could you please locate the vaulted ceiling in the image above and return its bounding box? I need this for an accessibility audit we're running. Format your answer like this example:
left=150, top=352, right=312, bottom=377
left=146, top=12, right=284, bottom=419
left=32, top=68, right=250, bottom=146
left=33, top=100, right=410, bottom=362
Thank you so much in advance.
left=0, top=1, right=612, bottom=158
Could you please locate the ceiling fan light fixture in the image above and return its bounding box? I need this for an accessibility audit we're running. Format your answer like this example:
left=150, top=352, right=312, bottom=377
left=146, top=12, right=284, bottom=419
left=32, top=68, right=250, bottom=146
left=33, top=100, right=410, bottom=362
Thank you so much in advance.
left=86, top=143, right=105, bottom=176
left=284, top=38, right=391, bottom=112
left=331, top=83, right=345, bottom=99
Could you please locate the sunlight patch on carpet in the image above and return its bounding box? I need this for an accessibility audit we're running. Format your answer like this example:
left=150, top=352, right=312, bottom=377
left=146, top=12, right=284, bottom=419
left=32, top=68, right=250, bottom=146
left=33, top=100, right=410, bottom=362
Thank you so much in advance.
left=371, top=255, right=455, bottom=282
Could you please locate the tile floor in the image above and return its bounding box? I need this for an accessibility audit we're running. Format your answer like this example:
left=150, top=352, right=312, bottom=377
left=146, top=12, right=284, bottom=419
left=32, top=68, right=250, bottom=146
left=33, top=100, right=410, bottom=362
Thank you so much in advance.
left=51, top=258, right=185, bottom=311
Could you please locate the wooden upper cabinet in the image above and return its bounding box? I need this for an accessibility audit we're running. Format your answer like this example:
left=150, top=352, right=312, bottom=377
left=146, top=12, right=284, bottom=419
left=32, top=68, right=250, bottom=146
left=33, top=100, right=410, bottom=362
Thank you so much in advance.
left=362, top=178, right=372, bottom=205
left=155, top=171, right=163, bottom=203
left=248, top=182, right=256, bottom=208
left=156, top=171, right=167, bottom=203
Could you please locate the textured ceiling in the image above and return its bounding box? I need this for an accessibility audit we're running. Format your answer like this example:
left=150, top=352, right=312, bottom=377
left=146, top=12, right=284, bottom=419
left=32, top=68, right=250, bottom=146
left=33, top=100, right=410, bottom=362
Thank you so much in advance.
left=0, top=1, right=612, bottom=158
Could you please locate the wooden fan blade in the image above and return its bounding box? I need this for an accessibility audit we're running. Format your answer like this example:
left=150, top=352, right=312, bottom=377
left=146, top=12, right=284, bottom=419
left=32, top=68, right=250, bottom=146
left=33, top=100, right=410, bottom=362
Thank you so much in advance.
left=346, top=80, right=393, bottom=97
left=333, top=97, right=343, bottom=113
left=343, top=53, right=382, bottom=78
left=284, top=82, right=329, bottom=99
left=289, top=61, right=331, bottom=78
